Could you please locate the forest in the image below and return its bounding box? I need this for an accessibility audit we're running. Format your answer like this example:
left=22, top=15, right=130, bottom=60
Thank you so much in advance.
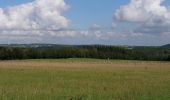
left=0, top=45, right=170, bottom=61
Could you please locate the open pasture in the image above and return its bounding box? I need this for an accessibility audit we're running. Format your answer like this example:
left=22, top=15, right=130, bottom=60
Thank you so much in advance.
left=0, top=59, right=170, bottom=100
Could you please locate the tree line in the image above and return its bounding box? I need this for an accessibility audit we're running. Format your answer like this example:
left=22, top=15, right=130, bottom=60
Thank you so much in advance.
left=0, top=45, right=170, bottom=61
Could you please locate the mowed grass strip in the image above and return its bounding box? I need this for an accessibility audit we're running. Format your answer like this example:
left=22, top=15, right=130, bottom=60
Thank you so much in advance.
left=0, top=59, right=169, bottom=100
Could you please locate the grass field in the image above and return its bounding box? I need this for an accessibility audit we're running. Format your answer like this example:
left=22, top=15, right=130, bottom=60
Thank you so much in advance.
left=0, top=59, right=170, bottom=100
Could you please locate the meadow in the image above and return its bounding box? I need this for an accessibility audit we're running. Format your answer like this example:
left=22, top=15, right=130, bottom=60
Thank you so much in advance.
left=0, top=59, right=170, bottom=100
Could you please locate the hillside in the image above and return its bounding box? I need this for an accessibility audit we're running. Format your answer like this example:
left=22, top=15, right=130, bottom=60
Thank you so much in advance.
left=161, top=44, right=170, bottom=48
left=0, top=44, right=170, bottom=61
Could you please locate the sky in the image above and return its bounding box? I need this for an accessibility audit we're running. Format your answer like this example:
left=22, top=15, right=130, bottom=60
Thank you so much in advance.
left=0, top=0, right=170, bottom=46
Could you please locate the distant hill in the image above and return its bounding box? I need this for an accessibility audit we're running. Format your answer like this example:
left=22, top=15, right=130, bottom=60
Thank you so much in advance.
left=0, top=44, right=132, bottom=49
left=0, top=44, right=70, bottom=49
left=0, top=43, right=169, bottom=49
left=161, top=44, right=170, bottom=48
left=0, top=44, right=170, bottom=61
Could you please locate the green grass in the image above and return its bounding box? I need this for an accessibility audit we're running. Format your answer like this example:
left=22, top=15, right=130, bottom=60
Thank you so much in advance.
left=28, top=58, right=106, bottom=62
left=0, top=59, right=170, bottom=100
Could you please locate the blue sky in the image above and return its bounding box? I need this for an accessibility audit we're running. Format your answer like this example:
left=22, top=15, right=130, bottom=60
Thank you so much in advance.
left=0, top=0, right=33, bottom=7
left=65, top=0, right=129, bottom=29
left=0, top=0, right=129, bottom=29
left=0, top=0, right=170, bottom=45
left=1, top=0, right=169, bottom=29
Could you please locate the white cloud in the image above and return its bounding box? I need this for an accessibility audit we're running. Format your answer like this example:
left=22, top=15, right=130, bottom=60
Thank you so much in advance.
left=0, top=0, right=69, bottom=31
left=0, top=0, right=170, bottom=45
left=115, top=0, right=170, bottom=34
left=115, top=0, right=170, bottom=24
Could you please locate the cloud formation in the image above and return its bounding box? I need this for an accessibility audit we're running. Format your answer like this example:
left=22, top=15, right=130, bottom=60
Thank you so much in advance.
left=115, top=0, right=170, bottom=34
left=0, top=0, right=69, bottom=30
left=0, top=0, right=170, bottom=45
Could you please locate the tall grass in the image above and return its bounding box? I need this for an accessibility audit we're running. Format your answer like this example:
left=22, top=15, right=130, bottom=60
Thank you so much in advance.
left=0, top=59, right=169, bottom=100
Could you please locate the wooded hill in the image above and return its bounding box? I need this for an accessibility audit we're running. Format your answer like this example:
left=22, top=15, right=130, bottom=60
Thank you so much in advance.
left=0, top=44, right=170, bottom=61
left=161, top=44, right=170, bottom=48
